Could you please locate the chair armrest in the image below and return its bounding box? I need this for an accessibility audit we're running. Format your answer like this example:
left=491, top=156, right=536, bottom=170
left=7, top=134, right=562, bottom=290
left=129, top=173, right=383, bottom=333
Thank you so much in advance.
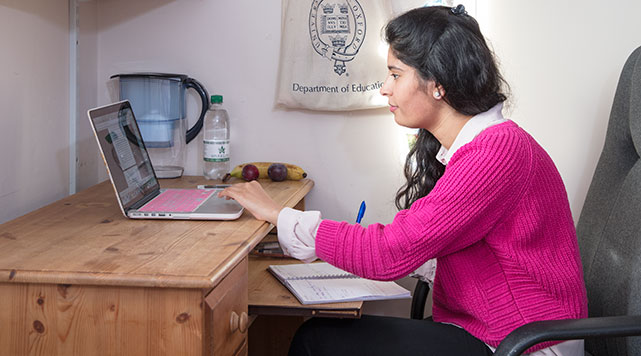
left=410, top=279, right=430, bottom=320
left=493, top=315, right=641, bottom=356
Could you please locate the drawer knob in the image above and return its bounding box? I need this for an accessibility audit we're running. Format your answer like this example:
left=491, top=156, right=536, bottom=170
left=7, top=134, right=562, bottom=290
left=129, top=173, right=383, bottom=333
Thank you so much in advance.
left=239, top=312, right=248, bottom=334
left=230, top=311, right=239, bottom=332
left=230, top=311, right=249, bottom=334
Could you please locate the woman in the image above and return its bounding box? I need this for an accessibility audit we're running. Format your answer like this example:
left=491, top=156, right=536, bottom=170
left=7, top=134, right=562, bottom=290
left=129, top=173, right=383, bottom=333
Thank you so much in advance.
left=220, top=5, right=587, bottom=356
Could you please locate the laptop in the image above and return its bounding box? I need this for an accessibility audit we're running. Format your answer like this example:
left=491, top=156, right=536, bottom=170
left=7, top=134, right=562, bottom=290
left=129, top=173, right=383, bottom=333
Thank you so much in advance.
left=87, top=100, right=244, bottom=220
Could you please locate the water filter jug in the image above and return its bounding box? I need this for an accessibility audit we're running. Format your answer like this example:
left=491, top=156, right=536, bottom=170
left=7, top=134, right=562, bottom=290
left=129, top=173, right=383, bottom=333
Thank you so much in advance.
left=111, top=73, right=209, bottom=178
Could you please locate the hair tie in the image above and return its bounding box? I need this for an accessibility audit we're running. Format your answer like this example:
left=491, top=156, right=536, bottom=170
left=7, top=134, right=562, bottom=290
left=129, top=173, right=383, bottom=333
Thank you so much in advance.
left=451, top=4, right=467, bottom=16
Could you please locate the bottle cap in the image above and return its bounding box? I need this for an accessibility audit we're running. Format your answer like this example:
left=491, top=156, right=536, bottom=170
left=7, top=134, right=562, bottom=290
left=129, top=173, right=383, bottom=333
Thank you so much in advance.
left=211, top=95, right=223, bottom=104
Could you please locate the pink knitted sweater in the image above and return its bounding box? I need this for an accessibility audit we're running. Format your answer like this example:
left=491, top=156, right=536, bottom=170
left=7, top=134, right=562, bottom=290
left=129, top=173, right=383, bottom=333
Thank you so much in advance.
left=315, top=121, right=588, bottom=351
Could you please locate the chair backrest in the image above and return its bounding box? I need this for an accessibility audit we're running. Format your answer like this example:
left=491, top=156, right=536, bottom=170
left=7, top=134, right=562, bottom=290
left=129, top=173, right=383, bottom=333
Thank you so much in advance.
left=576, top=45, right=641, bottom=356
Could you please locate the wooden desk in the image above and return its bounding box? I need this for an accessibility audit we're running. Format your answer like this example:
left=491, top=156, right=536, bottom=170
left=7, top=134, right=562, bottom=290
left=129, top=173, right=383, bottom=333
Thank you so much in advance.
left=0, top=176, right=320, bottom=356
left=246, top=256, right=362, bottom=356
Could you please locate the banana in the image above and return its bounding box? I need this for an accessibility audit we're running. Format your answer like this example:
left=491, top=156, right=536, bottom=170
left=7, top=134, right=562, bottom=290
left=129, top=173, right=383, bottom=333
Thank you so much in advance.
left=228, top=162, right=307, bottom=181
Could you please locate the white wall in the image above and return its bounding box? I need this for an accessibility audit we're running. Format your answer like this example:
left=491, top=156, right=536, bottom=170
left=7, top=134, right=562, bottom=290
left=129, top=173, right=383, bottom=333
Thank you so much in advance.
left=1, top=0, right=637, bottom=259
left=76, top=0, right=100, bottom=192
left=3, top=2, right=638, bottom=227
left=76, top=0, right=641, bottom=228
left=477, top=1, right=641, bottom=223
left=0, top=0, right=70, bottom=223
left=83, top=0, right=424, bottom=226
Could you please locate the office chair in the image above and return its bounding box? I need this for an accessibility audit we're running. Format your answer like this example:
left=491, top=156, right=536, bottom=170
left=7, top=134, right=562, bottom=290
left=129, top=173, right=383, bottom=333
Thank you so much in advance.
left=410, top=279, right=430, bottom=320
left=413, top=45, right=641, bottom=355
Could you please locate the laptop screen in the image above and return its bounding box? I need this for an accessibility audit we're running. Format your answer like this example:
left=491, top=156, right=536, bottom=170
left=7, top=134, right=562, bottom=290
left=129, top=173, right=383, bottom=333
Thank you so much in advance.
left=89, top=101, right=160, bottom=211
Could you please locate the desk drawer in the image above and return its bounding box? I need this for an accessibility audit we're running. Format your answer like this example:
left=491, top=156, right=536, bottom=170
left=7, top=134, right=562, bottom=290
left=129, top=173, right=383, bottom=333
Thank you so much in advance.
left=205, top=258, right=248, bottom=356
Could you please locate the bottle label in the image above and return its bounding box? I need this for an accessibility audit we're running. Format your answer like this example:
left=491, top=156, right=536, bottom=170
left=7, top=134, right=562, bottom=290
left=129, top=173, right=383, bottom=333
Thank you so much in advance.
left=204, top=140, right=230, bottom=162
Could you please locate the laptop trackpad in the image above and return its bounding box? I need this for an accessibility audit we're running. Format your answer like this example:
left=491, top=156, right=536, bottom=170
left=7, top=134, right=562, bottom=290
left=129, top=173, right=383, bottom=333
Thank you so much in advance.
left=194, top=195, right=244, bottom=215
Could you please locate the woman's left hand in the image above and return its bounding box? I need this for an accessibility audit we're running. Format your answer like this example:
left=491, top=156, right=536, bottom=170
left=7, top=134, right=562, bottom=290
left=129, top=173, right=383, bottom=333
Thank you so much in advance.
left=218, top=181, right=282, bottom=225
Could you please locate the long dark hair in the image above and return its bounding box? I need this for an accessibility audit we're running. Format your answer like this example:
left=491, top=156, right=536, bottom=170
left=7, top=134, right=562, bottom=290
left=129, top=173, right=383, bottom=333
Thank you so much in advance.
left=386, top=5, right=509, bottom=210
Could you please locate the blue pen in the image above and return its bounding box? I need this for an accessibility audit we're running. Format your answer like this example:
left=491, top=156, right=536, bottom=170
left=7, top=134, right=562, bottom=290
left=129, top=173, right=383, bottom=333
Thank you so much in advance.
left=356, top=201, right=366, bottom=224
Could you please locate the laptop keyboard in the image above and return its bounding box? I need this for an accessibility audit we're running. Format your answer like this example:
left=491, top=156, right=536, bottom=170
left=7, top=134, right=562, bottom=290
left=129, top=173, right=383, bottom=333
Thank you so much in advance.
left=138, top=189, right=216, bottom=213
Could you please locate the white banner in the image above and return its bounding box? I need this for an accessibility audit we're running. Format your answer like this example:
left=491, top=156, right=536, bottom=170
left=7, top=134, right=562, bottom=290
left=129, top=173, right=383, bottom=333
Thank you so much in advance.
left=276, top=0, right=395, bottom=111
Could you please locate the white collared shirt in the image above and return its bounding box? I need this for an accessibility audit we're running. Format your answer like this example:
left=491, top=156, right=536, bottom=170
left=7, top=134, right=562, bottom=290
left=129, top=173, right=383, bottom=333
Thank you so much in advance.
left=435, top=102, right=507, bottom=166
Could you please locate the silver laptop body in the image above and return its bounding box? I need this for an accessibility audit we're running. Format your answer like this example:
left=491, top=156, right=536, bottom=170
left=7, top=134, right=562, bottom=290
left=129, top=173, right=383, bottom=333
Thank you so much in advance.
left=87, top=100, right=243, bottom=220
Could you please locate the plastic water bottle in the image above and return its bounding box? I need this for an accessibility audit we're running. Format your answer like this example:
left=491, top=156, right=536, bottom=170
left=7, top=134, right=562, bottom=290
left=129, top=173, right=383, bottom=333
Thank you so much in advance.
left=203, top=95, right=230, bottom=180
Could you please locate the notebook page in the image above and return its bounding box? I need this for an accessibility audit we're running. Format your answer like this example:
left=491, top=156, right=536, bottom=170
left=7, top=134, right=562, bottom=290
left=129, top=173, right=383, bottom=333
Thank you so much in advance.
left=269, top=262, right=354, bottom=280
left=286, top=278, right=411, bottom=304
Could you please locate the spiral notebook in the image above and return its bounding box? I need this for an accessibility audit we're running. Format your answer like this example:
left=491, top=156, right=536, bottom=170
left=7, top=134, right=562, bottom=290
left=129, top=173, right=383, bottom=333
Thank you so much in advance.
left=268, top=262, right=411, bottom=305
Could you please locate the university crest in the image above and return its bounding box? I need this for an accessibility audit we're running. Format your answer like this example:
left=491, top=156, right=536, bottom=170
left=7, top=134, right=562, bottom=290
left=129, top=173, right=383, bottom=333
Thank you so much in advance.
left=309, top=0, right=366, bottom=76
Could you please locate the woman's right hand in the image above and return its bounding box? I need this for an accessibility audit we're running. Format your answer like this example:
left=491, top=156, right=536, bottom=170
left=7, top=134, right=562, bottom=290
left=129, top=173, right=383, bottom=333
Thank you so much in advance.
left=218, top=181, right=282, bottom=225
